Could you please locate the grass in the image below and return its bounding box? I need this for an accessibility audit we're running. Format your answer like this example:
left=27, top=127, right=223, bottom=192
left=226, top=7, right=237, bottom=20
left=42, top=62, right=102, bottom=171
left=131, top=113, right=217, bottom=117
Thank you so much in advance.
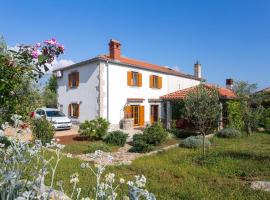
left=62, top=141, right=119, bottom=155
left=46, top=132, right=270, bottom=199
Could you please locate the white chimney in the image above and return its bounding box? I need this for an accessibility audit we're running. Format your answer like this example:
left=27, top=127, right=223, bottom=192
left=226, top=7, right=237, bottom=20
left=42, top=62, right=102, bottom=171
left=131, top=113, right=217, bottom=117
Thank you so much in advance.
left=194, top=61, right=202, bottom=78
left=226, top=78, right=233, bottom=90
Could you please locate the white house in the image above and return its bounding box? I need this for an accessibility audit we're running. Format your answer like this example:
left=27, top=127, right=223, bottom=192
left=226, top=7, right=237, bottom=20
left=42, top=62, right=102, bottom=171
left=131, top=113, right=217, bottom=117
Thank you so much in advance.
left=53, top=39, right=202, bottom=129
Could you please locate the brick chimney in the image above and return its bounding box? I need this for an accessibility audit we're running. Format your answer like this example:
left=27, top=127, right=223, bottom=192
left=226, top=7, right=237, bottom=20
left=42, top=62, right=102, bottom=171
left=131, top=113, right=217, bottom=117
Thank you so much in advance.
left=194, top=61, right=202, bottom=78
left=109, top=39, right=121, bottom=60
left=226, top=78, right=234, bottom=90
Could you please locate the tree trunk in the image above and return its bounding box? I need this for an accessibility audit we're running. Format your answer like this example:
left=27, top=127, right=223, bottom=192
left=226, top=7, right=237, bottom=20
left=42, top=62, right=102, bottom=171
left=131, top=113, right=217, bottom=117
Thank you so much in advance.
left=202, top=133, right=206, bottom=158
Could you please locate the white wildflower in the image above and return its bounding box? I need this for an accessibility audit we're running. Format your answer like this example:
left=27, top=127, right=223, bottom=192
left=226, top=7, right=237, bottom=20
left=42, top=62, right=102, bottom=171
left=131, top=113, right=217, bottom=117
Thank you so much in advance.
left=120, top=178, right=125, bottom=184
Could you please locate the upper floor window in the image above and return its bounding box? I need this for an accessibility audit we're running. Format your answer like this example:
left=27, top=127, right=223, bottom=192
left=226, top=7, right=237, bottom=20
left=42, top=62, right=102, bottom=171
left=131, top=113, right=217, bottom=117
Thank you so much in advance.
left=68, top=72, right=79, bottom=88
left=68, top=103, right=79, bottom=118
left=127, top=71, right=142, bottom=87
left=149, top=75, right=162, bottom=89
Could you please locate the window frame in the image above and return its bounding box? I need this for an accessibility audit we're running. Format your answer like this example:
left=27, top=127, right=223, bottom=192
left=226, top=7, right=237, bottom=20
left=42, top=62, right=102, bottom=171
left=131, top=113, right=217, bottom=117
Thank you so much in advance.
left=68, top=71, right=79, bottom=88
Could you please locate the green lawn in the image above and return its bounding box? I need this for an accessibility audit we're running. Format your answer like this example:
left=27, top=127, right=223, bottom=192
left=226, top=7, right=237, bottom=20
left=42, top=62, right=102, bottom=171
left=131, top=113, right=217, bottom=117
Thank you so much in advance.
left=47, top=132, right=270, bottom=199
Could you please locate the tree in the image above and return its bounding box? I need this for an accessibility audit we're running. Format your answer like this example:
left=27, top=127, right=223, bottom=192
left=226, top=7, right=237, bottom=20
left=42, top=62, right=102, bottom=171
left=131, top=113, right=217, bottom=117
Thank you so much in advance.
left=43, top=75, right=58, bottom=108
left=184, top=85, right=221, bottom=157
left=233, top=81, right=264, bottom=136
left=0, top=36, right=64, bottom=121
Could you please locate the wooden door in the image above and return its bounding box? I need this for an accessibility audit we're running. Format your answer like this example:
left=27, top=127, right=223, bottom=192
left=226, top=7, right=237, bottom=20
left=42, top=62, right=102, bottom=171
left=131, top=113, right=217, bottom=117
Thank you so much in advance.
left=150, top=105, right=159, bottom=124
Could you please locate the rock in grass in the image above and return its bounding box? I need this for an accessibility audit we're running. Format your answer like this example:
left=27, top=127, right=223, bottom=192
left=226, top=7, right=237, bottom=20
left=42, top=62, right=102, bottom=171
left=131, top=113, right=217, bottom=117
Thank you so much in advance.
left=251, top=181, right=270, bottom=192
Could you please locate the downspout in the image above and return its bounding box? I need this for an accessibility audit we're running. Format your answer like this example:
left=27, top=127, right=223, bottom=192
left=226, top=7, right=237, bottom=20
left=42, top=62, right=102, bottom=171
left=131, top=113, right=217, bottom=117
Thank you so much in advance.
left=106, top=60, right=109, bottom=121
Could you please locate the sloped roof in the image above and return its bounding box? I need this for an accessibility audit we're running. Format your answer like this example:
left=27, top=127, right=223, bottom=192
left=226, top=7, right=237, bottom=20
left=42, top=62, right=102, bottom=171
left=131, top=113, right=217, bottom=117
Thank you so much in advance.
left=99, top=55, right=200, bottom=80
left=160, top=84, right=236, bottom=100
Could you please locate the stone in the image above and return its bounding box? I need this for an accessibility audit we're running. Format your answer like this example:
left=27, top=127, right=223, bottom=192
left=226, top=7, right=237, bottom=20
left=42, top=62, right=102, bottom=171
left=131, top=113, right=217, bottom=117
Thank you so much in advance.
left=251, top=181, right=270, bottom=192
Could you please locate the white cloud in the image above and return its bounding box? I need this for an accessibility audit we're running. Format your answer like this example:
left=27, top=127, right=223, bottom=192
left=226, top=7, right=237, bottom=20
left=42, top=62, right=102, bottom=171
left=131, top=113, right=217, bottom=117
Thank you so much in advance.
left=46, top=59, right=75, bottom=72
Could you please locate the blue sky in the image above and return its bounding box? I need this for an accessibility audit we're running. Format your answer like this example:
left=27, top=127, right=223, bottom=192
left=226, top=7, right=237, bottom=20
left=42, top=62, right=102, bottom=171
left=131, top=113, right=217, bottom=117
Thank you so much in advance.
left=1, top=0, right=270, bottom=89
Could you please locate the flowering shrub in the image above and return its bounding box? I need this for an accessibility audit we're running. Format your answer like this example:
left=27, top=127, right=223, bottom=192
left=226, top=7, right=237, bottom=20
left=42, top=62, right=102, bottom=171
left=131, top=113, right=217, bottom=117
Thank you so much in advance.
left=79, top=118, right=110, bottom=140
left=0, top=115, right=156, bottom=200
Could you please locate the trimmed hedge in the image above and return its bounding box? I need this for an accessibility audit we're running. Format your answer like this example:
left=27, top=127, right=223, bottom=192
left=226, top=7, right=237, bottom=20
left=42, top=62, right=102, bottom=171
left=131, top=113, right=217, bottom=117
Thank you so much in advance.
left=180, top=136, right=211, bottom=149
left=216, top=127, right=241, bottom=138
left=104, top=131, right=128, bottom=147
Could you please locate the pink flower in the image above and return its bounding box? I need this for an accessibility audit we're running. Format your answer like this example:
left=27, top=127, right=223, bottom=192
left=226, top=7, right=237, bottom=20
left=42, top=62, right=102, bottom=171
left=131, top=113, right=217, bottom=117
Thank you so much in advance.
left=35, top=43, right=41, bottom=47
left=44, top=38, right=57, bottom=45
left=31, top=50, right=39, bottom=59
left=57, top=44, right=65, bottom=52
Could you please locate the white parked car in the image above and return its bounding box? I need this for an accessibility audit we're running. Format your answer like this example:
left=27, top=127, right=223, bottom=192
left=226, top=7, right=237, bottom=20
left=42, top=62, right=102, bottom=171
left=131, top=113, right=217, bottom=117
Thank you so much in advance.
left=33, top=108, right=72, bottom=130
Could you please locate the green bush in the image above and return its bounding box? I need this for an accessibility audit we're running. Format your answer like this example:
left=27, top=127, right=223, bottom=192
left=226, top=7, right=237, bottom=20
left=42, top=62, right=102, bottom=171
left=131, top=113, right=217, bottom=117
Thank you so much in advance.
left=181, top=136, right=211, bottom=149
left=226, top=101, right=244, bottom=131
left=85, top=142, right=112, bottom=153
left=104, top=131, right=128, bottom=146
left=79, top=117, right=110, bottom=140
left=216, top=127, right=242, bottom=138
left=143, top=122, right=168, bottom=145
left=31, top=118, right=55, bottom=145
left=170, top=128, right=198, bottom=138
left=0, top=136, right=11, bottom=148
left=265, top=118, right=270, bottom=133
left=129, top=134, right=154, bottom=153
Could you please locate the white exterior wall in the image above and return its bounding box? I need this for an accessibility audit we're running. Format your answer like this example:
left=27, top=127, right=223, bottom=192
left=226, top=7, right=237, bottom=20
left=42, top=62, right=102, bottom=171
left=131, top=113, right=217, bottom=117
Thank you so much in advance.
left=57, top=62, right=100, bottom=122
left=102, top=62, right=200, bottom=127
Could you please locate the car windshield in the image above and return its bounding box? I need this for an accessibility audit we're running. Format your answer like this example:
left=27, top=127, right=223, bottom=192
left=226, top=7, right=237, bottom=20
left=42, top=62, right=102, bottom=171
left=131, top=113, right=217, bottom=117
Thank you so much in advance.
left=46, top=111, right=65, bottom=117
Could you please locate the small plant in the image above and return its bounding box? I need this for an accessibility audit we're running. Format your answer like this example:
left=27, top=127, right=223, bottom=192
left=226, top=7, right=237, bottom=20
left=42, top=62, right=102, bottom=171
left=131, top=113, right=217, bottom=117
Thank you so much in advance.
left=216, top=127, right=242, bottom=138
left=129, top=134, right=154, bottom=153
left=85, top=141, right=112, bottom=153
left=181, top=135, right=211, bottom=149
left=104, top=130, right=128, bottom=146
left=143, top=121, right=168, bottom=145
left=31, top=117, right=55, bottom=145
left=79, top=117, right=110, bottom=140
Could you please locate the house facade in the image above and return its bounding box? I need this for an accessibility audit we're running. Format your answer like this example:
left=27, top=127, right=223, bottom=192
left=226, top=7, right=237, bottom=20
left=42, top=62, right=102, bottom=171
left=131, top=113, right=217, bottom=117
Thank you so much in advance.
left=54, top=39, right=201, bottom=129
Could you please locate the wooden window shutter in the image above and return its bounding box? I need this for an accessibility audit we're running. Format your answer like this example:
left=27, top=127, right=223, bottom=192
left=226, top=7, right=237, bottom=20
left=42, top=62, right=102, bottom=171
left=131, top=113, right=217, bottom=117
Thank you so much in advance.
left=76, top=104, right=80, bottom=117
left=127, top=71, right=132, bottom=86
left=68, top=74, right=72, bottom=88
left=149, top=75, right=153, bottom=88
left=139, top=106, right=144, bottom=126
left=68, top=104, right=71, bottom=116
left=124, top=105, right=131, bottom=118
left=138, top=73, right=142, bottom=87
left=75, top=72, right=79, bottom=87
left=158, top=76, right=162, bottom=89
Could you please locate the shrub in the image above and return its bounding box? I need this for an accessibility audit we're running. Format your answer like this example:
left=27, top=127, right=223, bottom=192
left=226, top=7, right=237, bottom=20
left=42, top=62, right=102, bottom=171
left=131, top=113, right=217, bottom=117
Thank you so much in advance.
left=265, top=118, right=270, bottom=133
left=79, top=117, right=110, bottom=140
left=143, top=122, right=168, bottom=145
left=85, top=142, right=112, bottom=153
left=0, top=136, right=11, bottom=148
left=216, top=127, right=241, bottom=138
left=31, top=118, right=55, bottom=145
left=170, top=128, right=198, bottom=138
left=181, top=136, right=211, bottom=149
left=226, top=101, right=244, bottom=130
left=104, top=131, right=128, bottom=146
left=129, top=134, right=154, bottom=153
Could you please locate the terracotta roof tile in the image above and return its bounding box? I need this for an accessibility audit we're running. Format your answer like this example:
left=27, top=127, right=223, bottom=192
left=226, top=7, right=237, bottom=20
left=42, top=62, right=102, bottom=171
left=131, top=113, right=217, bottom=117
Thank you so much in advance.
left=160, top=84, right=236, bottom=100
left=100, top=55, right=200, bottom=80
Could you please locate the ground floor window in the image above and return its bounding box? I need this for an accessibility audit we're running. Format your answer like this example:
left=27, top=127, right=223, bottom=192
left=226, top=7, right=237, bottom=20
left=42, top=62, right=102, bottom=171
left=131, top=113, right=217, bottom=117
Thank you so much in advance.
left=150, top=104, right=159, bottom=124
left=68, top=103, right=80, bottom=118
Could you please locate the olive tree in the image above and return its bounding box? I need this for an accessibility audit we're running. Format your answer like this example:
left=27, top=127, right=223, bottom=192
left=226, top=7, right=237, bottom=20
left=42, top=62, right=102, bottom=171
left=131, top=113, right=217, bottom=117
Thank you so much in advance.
left=184, top=85, right=221, bottom=156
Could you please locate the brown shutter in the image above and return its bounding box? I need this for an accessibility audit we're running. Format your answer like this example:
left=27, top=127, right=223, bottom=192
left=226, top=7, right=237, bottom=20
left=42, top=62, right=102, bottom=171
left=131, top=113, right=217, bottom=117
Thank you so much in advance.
left=124, top=105, right=132, bottom=118
left=149, top=75, right=153, bottom=88
left=75, top=72, right=79, bottom=87
left=158, top=76, right=162, bottom=89
left=76, top=104, right=80, bottom=117
left=68, top=104, right=71, bottom=116
left=139, top=106, right=144, bottom=126
left=127, top=71, right=132, bottom=86
left=68, top=74, right=72, bottom=88
left=138, top=73, right=142, bottom=87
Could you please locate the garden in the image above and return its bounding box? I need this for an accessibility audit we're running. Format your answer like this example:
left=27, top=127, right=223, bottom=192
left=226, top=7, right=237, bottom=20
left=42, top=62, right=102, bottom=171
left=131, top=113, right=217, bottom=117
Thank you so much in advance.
left=1, top=36, right=270, bottom=199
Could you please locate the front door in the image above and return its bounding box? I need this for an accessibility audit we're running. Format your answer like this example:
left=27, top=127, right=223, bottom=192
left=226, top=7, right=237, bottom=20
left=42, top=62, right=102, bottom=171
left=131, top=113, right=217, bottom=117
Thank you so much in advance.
left=150, top=105, right=159, bottom=124
left=131, top=105, right=140, bottom=126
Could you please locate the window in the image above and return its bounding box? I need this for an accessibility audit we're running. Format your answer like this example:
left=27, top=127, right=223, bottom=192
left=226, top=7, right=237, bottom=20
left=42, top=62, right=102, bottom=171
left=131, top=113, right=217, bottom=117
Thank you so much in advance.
left=149, top=75, right=162, bottom=89
left=127, top=71, right=142, bottom=87
left=68, top=72, right=79, bottom=88
left=68, top=103, right=80, bottom=118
